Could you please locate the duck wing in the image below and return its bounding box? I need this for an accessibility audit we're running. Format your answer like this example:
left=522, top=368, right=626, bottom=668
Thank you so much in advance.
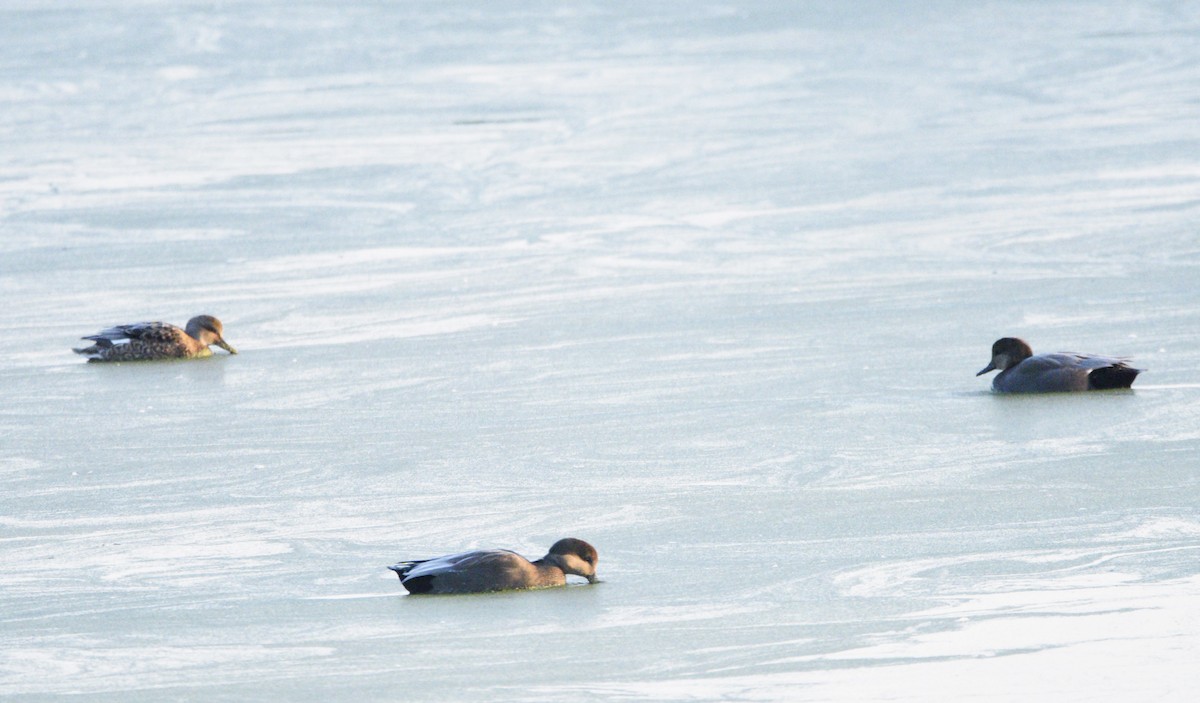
left=390, top=549, right=528, bottom=594
left=1052, top=351, right=1134, bottom=370
left=1051, top=352, right=1142, bottom=390
left=999, top=352, right=1140, bottom=392
left=396, top=549, right=520, bottom=581
left=82, top=321, right=179, bottom=345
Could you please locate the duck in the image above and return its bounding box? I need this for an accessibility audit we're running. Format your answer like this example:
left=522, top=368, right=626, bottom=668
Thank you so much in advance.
left=389, top=538, right=598, bottom=595
left=977, top=337, right=1141, bottom=393
left=73, top=315, right=238, bottom=362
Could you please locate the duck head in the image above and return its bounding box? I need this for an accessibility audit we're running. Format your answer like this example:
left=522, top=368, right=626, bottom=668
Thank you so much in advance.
left=186, top=315, right=238, bottom=354
left=977, top=337, right=1033, bottom=376
left=544, top=538, right=599, bottom=584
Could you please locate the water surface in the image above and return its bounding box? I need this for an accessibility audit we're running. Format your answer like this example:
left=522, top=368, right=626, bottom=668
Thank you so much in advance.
left=2, top=2, right=1199, bottom=701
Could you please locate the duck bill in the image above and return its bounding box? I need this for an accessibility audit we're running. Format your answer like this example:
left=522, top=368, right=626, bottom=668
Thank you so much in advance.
left=586, top=574, right=599, bottom=584
left=216, top=338, right=238, bottom=355
left=976, top=361, right=996, bottom=376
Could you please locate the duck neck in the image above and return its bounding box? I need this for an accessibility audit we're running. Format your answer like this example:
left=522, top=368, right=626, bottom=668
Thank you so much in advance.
left=531, top=557, right=566, bottom=584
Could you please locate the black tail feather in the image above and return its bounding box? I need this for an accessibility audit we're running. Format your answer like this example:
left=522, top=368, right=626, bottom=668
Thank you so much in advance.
left=399, top=575, right=435, bottom=594
left=387, top=561, right=434, bottom=594
left=1089, top=365, right=1141, bottom=390
left=388, top=559, right=427, bottom=580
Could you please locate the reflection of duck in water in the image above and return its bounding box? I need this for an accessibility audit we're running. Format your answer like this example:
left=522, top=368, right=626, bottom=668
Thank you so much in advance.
left=73, top=315, right=238, bottom=362
left=389, top=538, right=599, bottom=595
left=977, top=337, right=1141, bottom=393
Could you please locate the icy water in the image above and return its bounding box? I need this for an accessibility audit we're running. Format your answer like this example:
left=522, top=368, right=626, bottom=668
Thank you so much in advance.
left=3, top=2, right=1200, bottom=701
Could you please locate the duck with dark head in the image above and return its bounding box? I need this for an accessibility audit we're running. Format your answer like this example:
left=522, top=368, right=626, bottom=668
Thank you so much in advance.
left=389, top=538, right=599, bottom=595
left=977, top=337, right=1141, bottom=393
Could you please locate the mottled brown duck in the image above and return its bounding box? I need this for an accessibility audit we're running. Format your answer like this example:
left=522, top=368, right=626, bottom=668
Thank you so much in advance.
left=74, top=315, right=237, bottom=362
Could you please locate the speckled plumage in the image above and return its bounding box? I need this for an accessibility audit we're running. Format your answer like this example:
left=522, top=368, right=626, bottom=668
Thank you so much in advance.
left=977, top=337, right=1141, bottom=393
left=389, top=538, right=599, bottom=595
left=73, top=315, right=238, bottom=362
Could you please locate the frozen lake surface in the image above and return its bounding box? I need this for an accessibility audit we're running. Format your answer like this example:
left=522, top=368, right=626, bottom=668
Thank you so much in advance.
left=3, top=2, right=1200, bottom=700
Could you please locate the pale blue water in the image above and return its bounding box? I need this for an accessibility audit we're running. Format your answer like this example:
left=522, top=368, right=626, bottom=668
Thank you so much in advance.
left=3, top=2, right=1200, bottom=701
